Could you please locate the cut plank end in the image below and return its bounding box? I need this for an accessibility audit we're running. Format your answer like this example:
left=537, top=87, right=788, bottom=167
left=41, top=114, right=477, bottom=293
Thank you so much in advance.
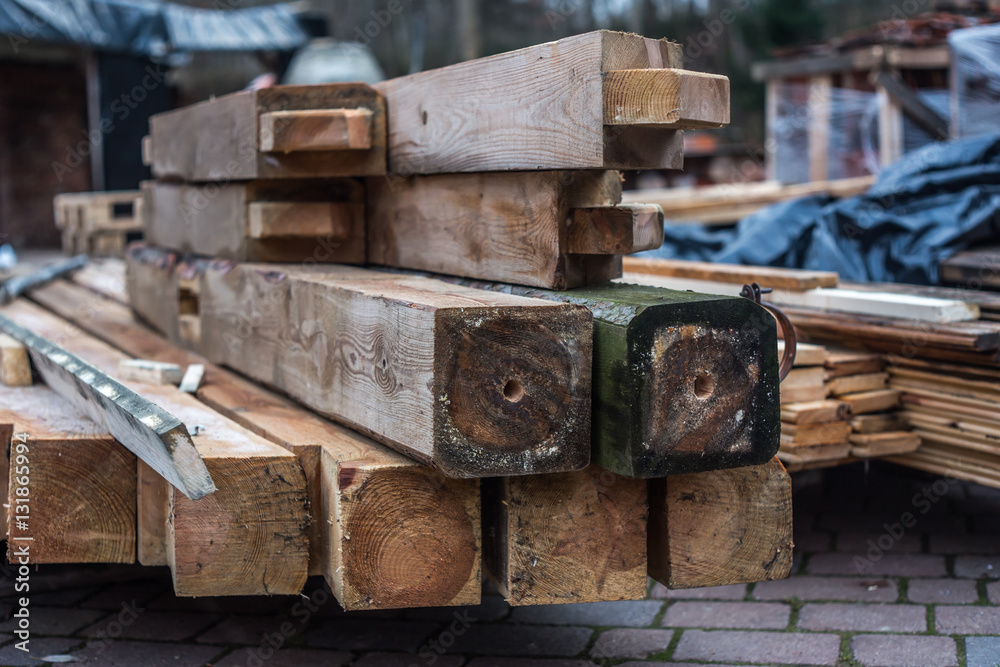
left=259, top=109, right=374, bottom=153
left=603, top=69, right=730, bottom=129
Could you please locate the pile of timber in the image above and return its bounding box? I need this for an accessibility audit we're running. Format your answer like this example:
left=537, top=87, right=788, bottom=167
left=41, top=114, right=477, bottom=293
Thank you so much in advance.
left=777, top=343, right=916, bottom=466
left=9, top=31, right=799, bottom=609
left=52, top=191, right=142, bottom=257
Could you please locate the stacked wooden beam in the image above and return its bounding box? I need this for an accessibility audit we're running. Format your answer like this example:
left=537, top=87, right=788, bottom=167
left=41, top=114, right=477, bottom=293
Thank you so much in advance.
left=14, top=31, right=800, bottom=608
left=53, top=191, right=142, bottom=257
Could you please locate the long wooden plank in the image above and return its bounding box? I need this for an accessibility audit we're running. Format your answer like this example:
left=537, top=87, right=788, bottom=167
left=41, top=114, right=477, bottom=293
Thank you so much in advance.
left=148, top=84, right=386, bottom=181
left=374, top=30, right=694, bottom=172
left=367, top=170, right=626, bottom=289
left=1, top=300, right=310, bottom=597
left=940, top=248, right=1000, bottom=291
left=141, top=179, right=365, bottom=263
left=2, top=383, right=136, bottom=564
left=126, top=247, right=594, bottom=478
left=29, top=278, right=484, bottom=610
left=620, top=273, right=979, bottom=323
left=648, top=457, right=793, bottom=589
left=483, top=466, right=647, bottom=605
left=0, top=313, right=214, bottom=500
left=441, top=277, right=780, bottom=477
left=781, top=400, right=849, bottom=425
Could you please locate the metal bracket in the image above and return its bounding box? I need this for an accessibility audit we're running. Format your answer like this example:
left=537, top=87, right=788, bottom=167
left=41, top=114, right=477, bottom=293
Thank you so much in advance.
left=741, top=282, right=797, bottom=382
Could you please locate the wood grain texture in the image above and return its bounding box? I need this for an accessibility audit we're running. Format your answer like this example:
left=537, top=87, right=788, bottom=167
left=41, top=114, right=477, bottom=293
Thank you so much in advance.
left=142, top=179, right=365, bottom=264
left=0, top=333, right=31, bottom=386
left=148, top=84, right=386, bottom=180
left=648, top=456, right=793, bottom=589
left=2, top=383, right=136, bottom=564
left=0, top=300, right=309, bottom=597
left=569, top=204, right=664, bottom=255
left=367, top=170, right=624, bottom=289
left=603, top=69, right=729, bottom=128
left=781, top=400, right=849, bottom=425
left=622, top=257, right=839, bottom=289
left=374, top=30, right=686, bottom=172
left=247, top=201, right=357, bottom=240
left=0, top=310, right=214, bottom=501
left=185, top=260, right=593, bottom=478
left=483, top=466, right=647, bottom=605
left=30, top=276, right=484, bottom=609
left=260, top=109, right=373, bottom=152
left=443, top=277, right=781, bottom=477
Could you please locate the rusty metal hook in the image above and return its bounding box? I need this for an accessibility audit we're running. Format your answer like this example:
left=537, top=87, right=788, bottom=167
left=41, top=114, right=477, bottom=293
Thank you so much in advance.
left=741, top=282, right=797, bottom=382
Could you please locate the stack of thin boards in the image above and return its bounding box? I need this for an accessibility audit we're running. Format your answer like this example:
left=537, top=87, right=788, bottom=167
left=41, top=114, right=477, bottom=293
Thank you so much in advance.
left=52, top=191, right=142, bottom=257
left=9, top=31, right=799, bottom=609
left=777, top=344, right=917, bottom=467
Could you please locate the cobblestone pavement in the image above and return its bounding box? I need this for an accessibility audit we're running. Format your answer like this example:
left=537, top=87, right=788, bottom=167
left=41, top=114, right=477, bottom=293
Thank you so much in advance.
left=2, top=461, right=999, bottom=666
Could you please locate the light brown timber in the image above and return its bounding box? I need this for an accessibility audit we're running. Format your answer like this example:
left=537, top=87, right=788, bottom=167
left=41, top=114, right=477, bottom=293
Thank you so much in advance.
left=126, top=249, right=594, bottom=478
left=0, top=333, right=31, bottom=386
left=0, top=300, right=309, bottom=597
left=568, top=204, right=664, bottom=255
left=148, top=84, right=386, bottom=180
left=648, top=456, right=793, bottom=589
left=2, top=383, right=135, bottom=564
left=373, top=31, right=691, bottom=173
left=367, top=170, right=625, bottom=289
left=141, top=179, right=365, bottom=264
left=603, top=69, right=729, bottom=128
left=483, top=466, right=647, bottom=605
left=28, top=278, right=484, bottom=610
left=259, top=109, right=374, bottom=152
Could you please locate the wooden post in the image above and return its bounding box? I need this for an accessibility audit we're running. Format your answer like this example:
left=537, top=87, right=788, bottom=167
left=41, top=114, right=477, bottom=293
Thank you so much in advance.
left=125, top=247, right=594, bottom=479
left=807, top=75, right=832, bottom=183
left=367, top=170, right=629, bottom=289
left=373, top=31, right=707, bottom=172
left=0, top=301, right=310, bottom=597
left=141, top=179, right=366, bottom=264
left=443, top=278, right=781, bottom=477
left=648, top=457, right=793, bottom=589
left=3, top=384, right=136, bottom=564
left=483, top=466, right=647, bottom=605
left=147, top=84, right=386, bottom=180
left=30, top=278, right=484, bottom=610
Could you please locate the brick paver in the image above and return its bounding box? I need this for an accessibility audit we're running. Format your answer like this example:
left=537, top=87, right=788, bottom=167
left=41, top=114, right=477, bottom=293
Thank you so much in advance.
left=988, top=581, right=1000, bottom=604
left=79, top=610, right=218, bottom=642
left=955, top=556, right=1000, bottom=579
left=797, top=603, right=926, bottom=632
left=214, top=647, right=353, bottom=667
left=510, top=600, right=662, bottom=627
left=934, top=606, right=1000, bottom=634
left=0, top=638, right=83, bottom=667
left=966, top=636, right=1000, bottom=667
left=808, top=552, right=947, bottom=577
left=464, top=660, right=597, bottom=667
left=305, top=618, right=438, bottom=652
left=352, top=653, right=465, bottom=666
left=649, top=582, right=746, bottom=600
left=752, top=575, right=898, bottom=601
left=673, top=629, right=841, bottom=664
left=0, top=607, right=104, bottom=636
left=661, top=601, right=789, bottom=629
left=446, top=625, right=593, bottom=657
left=838, top=531, right=922, bottom=553
left=907, top=577, right=980, bottom=604
left=850, top=634, right=957, bottom=667
left=589, top=628, right=675, bottom=659
left=67, top=639, right=224, bottom=667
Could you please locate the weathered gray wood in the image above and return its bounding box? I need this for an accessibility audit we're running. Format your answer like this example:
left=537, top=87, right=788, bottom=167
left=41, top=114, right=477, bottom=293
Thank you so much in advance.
left=373, top=31, right=700, bottom=173
left=126, top=246, right=594, bottom=478
left=439, top=277, right=781, bottom=477
left=0, top=313, right=215, bottom=500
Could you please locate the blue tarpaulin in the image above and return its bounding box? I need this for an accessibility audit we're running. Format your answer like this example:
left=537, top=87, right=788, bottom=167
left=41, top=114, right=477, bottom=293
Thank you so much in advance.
left=0, top=0, right=307, bottom=55
left=639, top=133, right=1000, bottom=285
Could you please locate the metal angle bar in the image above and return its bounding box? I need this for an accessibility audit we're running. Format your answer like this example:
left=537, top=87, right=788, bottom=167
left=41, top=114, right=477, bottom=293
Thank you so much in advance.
left=0, top=314, right=215, bottom=500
